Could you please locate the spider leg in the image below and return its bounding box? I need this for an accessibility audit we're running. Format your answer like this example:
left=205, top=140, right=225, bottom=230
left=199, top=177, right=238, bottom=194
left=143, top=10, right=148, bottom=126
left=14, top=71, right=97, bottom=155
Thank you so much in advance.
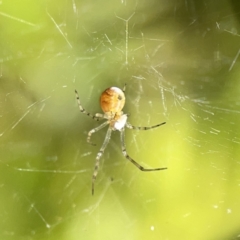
left=122, top=83, right=127, bottom=93
left=75, top=89, right=103, bottom=121
left=126, top=121, right=166, bottom=130
left=120, top=128, right=167, bottom=171
left=95, top=113, right=105, bottom=118
left=92, top=127, right=112, bottom=195
left=87, top=121, right=109, bottom=146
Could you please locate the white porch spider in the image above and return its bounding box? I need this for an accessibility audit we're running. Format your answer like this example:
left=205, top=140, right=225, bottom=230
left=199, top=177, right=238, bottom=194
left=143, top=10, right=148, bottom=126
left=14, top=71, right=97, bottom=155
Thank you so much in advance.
left=75, top=85, right=167, bottom=195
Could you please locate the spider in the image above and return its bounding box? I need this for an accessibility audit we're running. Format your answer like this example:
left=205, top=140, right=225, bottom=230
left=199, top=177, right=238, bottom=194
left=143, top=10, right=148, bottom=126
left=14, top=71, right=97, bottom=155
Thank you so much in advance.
left=75, top=85, right=167, bottom=195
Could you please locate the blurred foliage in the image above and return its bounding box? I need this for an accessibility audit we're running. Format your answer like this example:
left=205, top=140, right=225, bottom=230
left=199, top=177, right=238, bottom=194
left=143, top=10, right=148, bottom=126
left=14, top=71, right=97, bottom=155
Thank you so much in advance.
left=0, top=0, right=240, bottom=240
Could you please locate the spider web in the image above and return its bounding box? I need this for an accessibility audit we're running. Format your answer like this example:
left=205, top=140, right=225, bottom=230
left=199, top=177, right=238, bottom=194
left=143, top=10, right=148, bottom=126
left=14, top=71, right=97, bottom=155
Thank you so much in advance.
left=0, top=0, right=240, bottom=239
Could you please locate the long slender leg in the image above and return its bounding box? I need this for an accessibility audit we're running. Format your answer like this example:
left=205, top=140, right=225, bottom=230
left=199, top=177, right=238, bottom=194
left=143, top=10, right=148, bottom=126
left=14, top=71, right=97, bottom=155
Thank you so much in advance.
left=120, top=128, right=167, bottom=171
left=92, top=127, right=112, bottom=195
left=87, top=121, right=109, bottom=145
left=122, top=83, right=126, bottom=93
left=75, top=89, right=103, bottom=121
left=126, top=121, right=166, bottom=130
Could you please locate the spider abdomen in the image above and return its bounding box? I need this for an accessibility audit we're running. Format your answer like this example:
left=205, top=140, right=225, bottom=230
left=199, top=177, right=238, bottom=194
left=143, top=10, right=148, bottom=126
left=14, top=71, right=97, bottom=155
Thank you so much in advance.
left=100, top=87, right=125, bottom=114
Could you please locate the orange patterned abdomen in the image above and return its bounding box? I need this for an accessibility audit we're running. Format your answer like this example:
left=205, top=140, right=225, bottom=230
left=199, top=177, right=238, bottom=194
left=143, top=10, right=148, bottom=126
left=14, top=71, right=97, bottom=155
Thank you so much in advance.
left=100, top=87, right=125, bottom=113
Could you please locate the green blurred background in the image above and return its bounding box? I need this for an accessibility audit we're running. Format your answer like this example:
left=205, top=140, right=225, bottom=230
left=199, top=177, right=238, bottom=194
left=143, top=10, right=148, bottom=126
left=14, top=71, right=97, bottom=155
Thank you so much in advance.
left=1, top=0, right=240, bottom=239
